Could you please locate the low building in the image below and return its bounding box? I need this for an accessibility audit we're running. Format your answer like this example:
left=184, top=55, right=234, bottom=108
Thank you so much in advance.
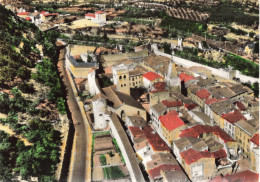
left=128, top=126, right=170, bottom=164
left=149, top=82, right=169, bottom=106
left=146, top=153, right=186, bottom=181
left=234, top=117, right=259, bottom=159
left=180, top=125, right=237, bottom=158
left=250, top=133, right=259, bottom=172
left=222, top=110, right=246, bottom=139
left=143, top=72, right=163, bottom=90
left=85, top=11, right=106, bottom=24
left=180, top=148, right=226, bottom=181
left=194, top=88, right=212, bottom=108
left=158, top=110, right=186, bottom=146
left=160, top=169, right=189, bottom=182
left=125, top=115, right=147, bottom=128
left=210, top=170, right=259, bottom=182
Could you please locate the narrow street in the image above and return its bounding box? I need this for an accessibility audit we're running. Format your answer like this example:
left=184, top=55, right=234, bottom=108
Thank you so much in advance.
left=57, top=46, right=88, bottom=182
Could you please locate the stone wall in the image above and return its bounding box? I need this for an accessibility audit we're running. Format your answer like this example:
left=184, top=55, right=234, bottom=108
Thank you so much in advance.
left=154, top=50, right=258, bottom=84
left=109, top=114, right=145, bottom=182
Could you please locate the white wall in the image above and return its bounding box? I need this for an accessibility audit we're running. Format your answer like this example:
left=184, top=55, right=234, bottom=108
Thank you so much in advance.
left=87, top=70, right=101, bottom=96
left=109, top=115, right=145, bottom=182
left=154, top=50, right=258, bottom=83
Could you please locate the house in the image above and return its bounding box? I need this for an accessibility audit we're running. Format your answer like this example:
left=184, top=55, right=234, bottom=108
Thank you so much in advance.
left=150, top=102, right=167, bottom=131
left=210, top=170, right=259, bottom=182
left=65, top=46, right=98, bottom=78
left=160, top=169, right=189, bottom=182
left=145, top=153, right=186, bottom=181
left=250, top=133, right=259, bottom=172
left=207, top=99, right=235, bottom=129
left=161, top=98, right=184, bottom=112
left=194, top=88, right=212, bottom=108
left=143, top=72, right=163, bottom=90
left=125, top=115, right=147, bottom=128
left=158, top=110, right=186, bottom=146
left=85, top=11, right=106, bottom=24
left=128, top=126, right=170, bottom=164
left=149, top=82, right=169, bottom=106
left=102, top=86, right=147, bottom=121
left=234, top=116, right=259, bottom=159
left=180, top=148, right=226, bottom=181
left=222, top=110, right=246, bottom=139
left=180, top=125, right=238, bottom=158
left=179, top=73, right=197, bottom=96
left=141, top=54, right=172, bottom=77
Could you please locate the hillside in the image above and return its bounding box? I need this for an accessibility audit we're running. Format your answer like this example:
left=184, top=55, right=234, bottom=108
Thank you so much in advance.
left=0, top=5, right=67, bottom=182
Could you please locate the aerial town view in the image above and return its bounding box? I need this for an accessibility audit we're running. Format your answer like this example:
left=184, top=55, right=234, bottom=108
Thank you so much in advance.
left=0, top=0, right=259, bottom=182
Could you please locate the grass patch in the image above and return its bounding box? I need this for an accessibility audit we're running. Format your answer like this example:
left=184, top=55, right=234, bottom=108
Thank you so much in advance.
left=99, top=154, right=107, bottom=166
left=103, top=166, right=125, bottom=179
left=112, top=139, right=125, bottom=163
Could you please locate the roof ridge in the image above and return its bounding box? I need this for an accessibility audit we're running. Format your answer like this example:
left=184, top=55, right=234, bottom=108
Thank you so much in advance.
left=109, top=86, right=123, bottom=105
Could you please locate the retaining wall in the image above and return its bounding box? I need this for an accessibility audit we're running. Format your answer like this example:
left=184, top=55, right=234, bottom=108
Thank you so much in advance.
left=154, top=50, right=259, bottom=83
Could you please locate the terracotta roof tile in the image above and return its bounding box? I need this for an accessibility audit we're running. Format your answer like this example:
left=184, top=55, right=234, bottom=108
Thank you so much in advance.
left=179, top=73, right=195, bottom=83
left=129, top=126, right=170, bottom=152
left=210, top=170, right=259, bottom=182
left=180, top=148, right=226, bottom=165
left=184, top=103, right=198, bottom=110
left=162, top=100, right=183, bottom=108
left=150, top=82, right=167, bottom=93
left=205, top=98, right=219, bottom=105
left=250, top=133, right=259, bottom=146
left=85, top=13, right=95, bottom=18
left=17, top=12, right=29, bottom=15
left=159, top=111, right=185, bottom=132
left=222, top=110, right=246, bottom=124
left=95, top=11, right=105, bottom=14
left=196, top=88, right=211, bottom=100
left=148, top=164, right=181, bottom=179
left=180, top=125, right=234, bottom=143
left=236, top=101, right=246, bottom=111
left=143, top=72, right=162, bottom=81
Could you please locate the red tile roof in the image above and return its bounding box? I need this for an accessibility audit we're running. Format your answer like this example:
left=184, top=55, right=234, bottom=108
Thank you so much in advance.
left=196, top=88, right=211, bottom=100
left=162, top=100, right=183, bottom=108
left=205, top=98, right=219, bottom=105
left=148, top=164, right=181, bottom=179
left=25, top=17, right=31, bottom=21
left=17, top=12, right=29, bottom=16
left=143, top=72, right=162, bottom=81
left=129, top=126, right=170, bottom=152
left=43, top=13, right=58, bottom=17
left=180, top=148, right=226, bottom=165
left=40, top=11, right=46, bottom=14
left=236, top=101, right=246, bottom=111
left=184, top=103, right=198, bottom=110
left=159, top=110, right=185, bottom=132
left=222, top=110, right=246, bottom=124
left=95, top=11, right=105, bottom=14
left=210, top=170, right=259, bottom=182
left=150, top=82, right=167, bottom=93
left=179, top=73, right=195, bottom=83
left=85, top=13, right=95, bottom=18
left=180, top=125, right=234, bottom=143
left=250, top=134, right=259, bottom=146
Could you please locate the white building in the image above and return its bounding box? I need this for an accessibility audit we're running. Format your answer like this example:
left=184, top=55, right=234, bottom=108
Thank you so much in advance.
left=85, top=11, right=106, bottom=24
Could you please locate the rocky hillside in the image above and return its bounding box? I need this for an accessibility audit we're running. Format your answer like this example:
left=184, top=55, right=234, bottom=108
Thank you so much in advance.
left=0, top=4, right=67, bottom=182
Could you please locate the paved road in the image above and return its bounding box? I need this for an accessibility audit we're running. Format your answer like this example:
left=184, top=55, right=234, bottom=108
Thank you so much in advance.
left=57, top=47, right=87, bottom=182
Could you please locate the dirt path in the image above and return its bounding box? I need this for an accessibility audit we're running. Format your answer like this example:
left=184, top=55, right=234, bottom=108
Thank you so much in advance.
left=0, top=123, right=33, bottom=146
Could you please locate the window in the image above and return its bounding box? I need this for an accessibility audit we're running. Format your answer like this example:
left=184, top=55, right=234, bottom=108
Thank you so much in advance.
left=119, top=76, right=122, bottom=80
left=124, top=75, right=126, bottom=79
left=124, top=84, right=126, bottom=86
left=121, top=84, right=123, bottom=87
left=132, top=78, right=134, bottom=81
